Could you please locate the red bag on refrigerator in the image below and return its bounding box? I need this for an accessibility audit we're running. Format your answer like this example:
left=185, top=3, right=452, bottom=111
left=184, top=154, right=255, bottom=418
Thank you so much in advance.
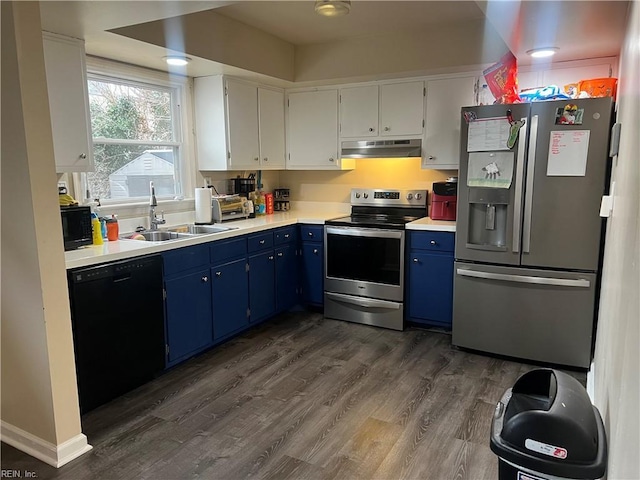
left=483, top=51, right=521, bottom=104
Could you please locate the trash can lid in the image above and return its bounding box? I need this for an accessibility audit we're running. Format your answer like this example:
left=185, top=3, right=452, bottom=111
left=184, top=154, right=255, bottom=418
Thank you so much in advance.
left=490, top=369, right=607, bottom=478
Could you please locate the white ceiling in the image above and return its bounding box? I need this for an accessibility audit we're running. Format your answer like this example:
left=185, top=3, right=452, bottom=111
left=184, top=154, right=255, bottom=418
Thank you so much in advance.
left=39, top=1, right=629, bottom=80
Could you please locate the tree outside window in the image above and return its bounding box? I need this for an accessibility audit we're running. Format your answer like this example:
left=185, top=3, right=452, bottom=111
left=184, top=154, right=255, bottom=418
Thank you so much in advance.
left=86, top=77, right=182, bottom=202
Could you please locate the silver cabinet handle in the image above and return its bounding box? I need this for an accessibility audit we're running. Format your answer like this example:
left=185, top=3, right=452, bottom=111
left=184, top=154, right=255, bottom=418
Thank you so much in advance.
left=308, top=232, right=313, bottom=237
left=215, top=271, right=222, bottom=277
left=284, top=234, right=290, bottom=238
left=513, top=116, right=528, bottom=253
left=384, top=126, right=390, bottom=131
left=369, top=127, right=374, bottom=132
left=277, top=252, right=283, bottom=257
left=430, top=240, right=437, bottom=245
left=79, top=153, right=87, bottom=159
left=413, top=258, right=419, bottom=263
left=259, top=239, right=265, bottom=244
left=254, top=157, right=259, bottom=161
left=456, top=268, right=590, bottom=288
left=428, top=155, right=435, bottom=160
left=329, top=157, right=335, bottom=162
left=202, top=276, right=209, bottom=282
left=264, top=157, right=268, bottom=162
left=523, top=114, right=539, bottom=254
left=268, top=255, right=274, bottom=260
left=313, top=249, right=318, bottom=254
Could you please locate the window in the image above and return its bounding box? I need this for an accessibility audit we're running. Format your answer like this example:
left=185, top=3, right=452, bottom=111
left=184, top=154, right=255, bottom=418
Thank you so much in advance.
left=83, top=68, right=186, bottom=204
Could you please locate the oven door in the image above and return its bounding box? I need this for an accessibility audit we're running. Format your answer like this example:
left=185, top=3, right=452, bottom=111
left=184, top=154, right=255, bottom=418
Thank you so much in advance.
left=324, top=226, right=405, bottom=302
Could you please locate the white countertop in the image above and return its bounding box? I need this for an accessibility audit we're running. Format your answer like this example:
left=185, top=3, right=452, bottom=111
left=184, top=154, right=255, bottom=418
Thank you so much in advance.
left=406, top=217, right=457, bottom=232
left=66, top=210, right=456, bottom=269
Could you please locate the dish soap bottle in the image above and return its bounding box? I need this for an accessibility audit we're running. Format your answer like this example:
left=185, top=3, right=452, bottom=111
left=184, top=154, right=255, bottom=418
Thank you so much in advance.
left=91, top=213, right=103, bottom=245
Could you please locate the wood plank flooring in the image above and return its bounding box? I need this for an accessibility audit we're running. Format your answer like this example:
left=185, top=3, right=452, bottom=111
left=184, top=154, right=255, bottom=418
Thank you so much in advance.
left=1, top=311, right=584, bottom=480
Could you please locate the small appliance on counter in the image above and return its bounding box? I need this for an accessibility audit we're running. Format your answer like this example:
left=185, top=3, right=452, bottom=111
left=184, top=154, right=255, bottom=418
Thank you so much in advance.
left=430, top=179, right=457, bottom=221
left=212, top=194, right=250, bottom=222
left=61, top=205, right=93, bottom=251
left=228, top=177, right=256, bottom=196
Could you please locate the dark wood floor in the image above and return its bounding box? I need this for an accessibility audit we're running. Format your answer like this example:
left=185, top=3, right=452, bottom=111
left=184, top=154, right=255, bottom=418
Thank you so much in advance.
left=2, top=311, right=581, bottom=480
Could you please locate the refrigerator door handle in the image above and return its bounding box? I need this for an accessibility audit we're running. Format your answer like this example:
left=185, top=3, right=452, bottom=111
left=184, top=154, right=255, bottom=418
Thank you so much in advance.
left=523, top=114, right=539, bottom=253
left=456, top=268, right=591, bottom=288
left=512, top=116, right=528, bottom=253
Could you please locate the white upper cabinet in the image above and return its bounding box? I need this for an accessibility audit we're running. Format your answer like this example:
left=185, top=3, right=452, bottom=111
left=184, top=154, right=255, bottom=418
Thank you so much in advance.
left=339, top=81, right=425, bottom=138
left=42, top=33, right=94, bottom=173
left=194, top=76, right=285, bottom=171
left=258, top=87, right=286, bottom=169
left=287, top=89, right=353, bottom=170
left=226, top=79, right=260, bottom=170
left=422, top=76, right=476, bottom=170
left=379, top=81, right=425, bottom=136
left=518, top=58, right=616, bottom=92
left=339, top=85, right=379, bottom=137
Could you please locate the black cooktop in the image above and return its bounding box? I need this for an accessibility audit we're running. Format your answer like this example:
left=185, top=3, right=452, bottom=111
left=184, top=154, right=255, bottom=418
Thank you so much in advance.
left=327, top=210, right=425, bottom=230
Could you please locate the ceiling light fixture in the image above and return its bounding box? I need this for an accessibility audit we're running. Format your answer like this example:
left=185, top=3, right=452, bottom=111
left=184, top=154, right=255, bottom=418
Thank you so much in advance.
left=526, top=47, right=559, bottom=58
left=315, top=0, right=351, bottom=17
left=164, top=55, right=191, bottom=66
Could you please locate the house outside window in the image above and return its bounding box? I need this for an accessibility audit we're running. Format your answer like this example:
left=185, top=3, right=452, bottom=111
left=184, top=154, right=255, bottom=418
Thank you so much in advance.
left=80, top=59, right=192, bottom=205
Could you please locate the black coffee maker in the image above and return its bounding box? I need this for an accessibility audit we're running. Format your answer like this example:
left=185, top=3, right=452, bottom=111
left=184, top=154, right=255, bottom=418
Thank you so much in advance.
left=228, top=177, right=256, bottom=196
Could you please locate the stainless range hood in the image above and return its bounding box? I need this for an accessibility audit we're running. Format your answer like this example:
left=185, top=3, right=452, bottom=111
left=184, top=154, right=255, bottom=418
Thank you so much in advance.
left=341, top=139, right=422, bottom=159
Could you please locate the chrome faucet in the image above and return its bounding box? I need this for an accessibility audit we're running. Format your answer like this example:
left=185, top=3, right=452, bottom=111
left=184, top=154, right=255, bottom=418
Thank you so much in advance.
left=149, top=181, right=165, bottom=230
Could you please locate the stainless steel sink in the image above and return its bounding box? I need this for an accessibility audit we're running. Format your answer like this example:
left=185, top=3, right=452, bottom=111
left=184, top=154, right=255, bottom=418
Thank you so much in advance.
left=167, top=224, right=237, bottom=235
left=121, top=231, right=196, bottom=242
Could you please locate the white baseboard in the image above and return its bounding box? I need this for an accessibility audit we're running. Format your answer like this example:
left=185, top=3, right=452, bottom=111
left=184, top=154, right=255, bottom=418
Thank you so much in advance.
left=1, top=421, right=92, bottom=468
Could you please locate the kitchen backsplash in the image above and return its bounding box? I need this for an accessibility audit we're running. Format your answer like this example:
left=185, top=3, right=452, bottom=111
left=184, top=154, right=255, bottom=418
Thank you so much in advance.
left=280, top=158, right=454, bottom=204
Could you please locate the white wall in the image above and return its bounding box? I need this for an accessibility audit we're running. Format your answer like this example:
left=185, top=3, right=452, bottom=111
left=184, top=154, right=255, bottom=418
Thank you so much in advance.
left=592, top=1, right=640, bottom=478
left=1, top=1, right=90, bottom=467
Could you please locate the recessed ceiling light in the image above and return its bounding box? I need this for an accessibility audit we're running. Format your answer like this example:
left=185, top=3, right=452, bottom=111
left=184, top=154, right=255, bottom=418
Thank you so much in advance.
left=315, top=0, right=351, bottom=17
left=164, top=55, right=191, bottom=66
left=526, top=48, right=559, bottom=58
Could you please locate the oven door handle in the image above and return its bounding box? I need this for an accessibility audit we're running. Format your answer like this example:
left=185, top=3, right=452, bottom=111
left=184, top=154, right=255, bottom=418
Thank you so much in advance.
left=325, top=226, right=404, bottom=240
left=325, top=292, right=401, bottom=310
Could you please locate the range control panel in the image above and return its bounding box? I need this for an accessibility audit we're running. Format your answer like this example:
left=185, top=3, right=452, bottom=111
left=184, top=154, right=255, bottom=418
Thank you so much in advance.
left=350, top=189, right=427, bottom=207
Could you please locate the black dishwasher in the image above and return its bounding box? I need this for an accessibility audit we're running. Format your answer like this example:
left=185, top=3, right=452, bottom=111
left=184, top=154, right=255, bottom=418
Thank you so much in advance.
left=68, top=255, right=165, bottom=413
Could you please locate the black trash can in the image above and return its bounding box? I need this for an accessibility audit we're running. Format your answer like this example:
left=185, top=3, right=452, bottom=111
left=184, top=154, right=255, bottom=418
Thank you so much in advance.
left=490, top=369, right=607, bottom=480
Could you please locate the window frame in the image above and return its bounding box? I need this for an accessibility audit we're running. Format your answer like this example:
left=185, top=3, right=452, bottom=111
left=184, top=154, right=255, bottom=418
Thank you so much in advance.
left=74, top=56, right=196, bottom=210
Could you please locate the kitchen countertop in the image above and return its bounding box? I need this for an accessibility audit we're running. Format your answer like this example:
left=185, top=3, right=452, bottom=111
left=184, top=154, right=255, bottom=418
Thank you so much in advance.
left=65, top=210, right=457, bottom=269
left=406, top=217, right=457, bottom=232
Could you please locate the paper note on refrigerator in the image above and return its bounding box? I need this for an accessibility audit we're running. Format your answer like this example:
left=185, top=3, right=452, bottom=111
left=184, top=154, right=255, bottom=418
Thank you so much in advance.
left=467, top=152, right=514, bottom=188
left=467, top=117, right=511, bottom=152
left=547, top=130, right=590, bottom=176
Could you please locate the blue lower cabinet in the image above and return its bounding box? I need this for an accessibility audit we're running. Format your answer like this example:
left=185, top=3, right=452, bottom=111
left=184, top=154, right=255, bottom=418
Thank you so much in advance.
left=248, top=251, right=276, bottom=322
left=275, top=244, right=298, bottom=312
left=300, top=241, right=324, bottom=306
left=211, top=258, right=249, bottom=340
left=164, top=269, right=213, bottom=365
left=406, top=231, right=455, bottom=329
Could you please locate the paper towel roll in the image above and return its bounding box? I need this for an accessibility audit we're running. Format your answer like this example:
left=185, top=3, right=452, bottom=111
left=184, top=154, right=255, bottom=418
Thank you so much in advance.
left=195, top=188, right=212, bottom=224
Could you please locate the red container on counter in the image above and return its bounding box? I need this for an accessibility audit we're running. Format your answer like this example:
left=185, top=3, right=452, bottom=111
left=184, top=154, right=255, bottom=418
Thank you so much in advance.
left=430, top=181, right=457, bottom=221
left=265, top=192, right=274, bottom=214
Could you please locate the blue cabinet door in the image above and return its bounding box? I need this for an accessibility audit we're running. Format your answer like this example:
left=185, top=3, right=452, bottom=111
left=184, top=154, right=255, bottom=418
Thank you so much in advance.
left=275, top=244, right=298, bottom=312
left=248, top=250, right=276, bottom=322
left=301, top=242, right=324, bottom=306
left=408, top=251, right=454, bottom=328
left=165, top=269, right=213, bottom=364
left=211, top=258, right=249, bottom=340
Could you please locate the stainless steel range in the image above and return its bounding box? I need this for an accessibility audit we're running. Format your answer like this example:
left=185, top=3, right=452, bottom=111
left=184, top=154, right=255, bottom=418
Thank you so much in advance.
left=324, top=188, right=427, bottom=330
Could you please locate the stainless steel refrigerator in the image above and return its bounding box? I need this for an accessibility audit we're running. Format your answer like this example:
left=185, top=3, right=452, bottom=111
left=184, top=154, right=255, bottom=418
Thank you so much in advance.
left=452, top=97, right=613, bottom=368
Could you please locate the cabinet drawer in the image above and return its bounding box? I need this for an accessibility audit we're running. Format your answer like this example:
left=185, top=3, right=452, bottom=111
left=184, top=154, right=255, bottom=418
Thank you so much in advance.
left=210, top=237, right=247, bottom=264
left=248, top=232, right=274, bottom=253
left=300, top=225, right=324, bottom=242
left=163, top=244, right=210, bottom=276
left=410, top=231, right=455, bottom=252
left=274, top=226, right=297, bottom=245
